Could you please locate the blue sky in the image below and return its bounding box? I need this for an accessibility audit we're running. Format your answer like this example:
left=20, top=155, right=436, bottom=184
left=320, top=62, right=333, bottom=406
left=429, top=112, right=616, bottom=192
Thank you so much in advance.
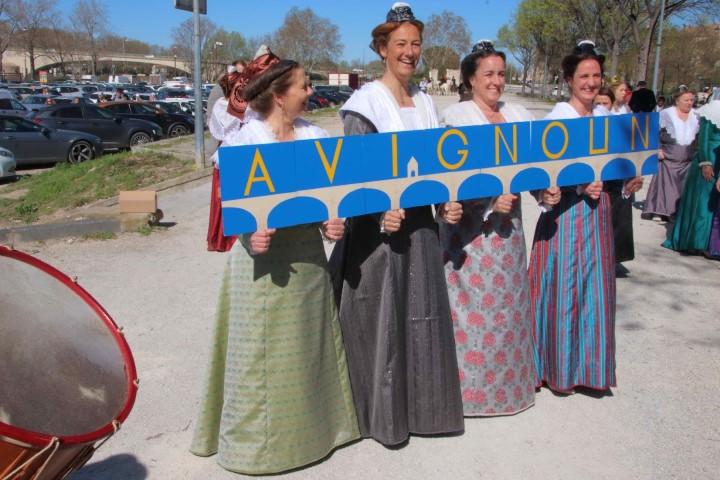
left=55, top=0, right=519, bottom=61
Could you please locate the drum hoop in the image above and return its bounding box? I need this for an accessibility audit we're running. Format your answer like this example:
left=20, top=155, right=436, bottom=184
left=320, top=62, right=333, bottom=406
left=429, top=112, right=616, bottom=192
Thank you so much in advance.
left=0, top=246, right=139, bottom=447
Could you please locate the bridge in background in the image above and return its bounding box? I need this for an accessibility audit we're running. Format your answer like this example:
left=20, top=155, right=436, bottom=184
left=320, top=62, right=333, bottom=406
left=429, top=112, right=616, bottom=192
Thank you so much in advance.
left=1, top=48, right=192, bottom=79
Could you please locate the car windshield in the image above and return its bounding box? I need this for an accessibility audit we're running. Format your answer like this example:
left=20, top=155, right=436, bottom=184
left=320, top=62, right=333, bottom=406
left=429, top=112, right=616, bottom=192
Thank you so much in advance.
left=0, top=116, right=40, bottom=132
left=154, top=102, right=179, bottom=114
left=132, top=104, right=157, bottom=114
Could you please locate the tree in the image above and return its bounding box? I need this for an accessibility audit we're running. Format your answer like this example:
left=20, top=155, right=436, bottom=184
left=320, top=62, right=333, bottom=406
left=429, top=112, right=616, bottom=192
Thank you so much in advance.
left=243, top=33, right=274, bottom=61
left=0, top=1, right=17, bottom=78
left=7, top=0, right=56, bottom=80
left=72, top=0, right=107, bottom=80
left=657, top=22, right=720, bottom=91
left=563, top=0, right=633, bottom=78
left=497, top=21, right=534, bottom=93
left=422, top=46, right=460, bottom=77
left=204, top=29, right=250, bottom=80
left=171, top=16, right=216, bottom=77
left=514, top=0, right=577, bottom=97
left=613, top=0, right=720, bottom=82
left=45, top=18, right=78, bottom=77
left=423, top=11, right=471, bottom=73
left=273, top=7, right=343, bottom=73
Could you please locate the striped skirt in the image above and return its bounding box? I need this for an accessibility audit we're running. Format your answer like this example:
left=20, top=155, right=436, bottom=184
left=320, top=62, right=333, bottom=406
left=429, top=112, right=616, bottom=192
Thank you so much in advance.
left=528, top=190, right=616, bottom=393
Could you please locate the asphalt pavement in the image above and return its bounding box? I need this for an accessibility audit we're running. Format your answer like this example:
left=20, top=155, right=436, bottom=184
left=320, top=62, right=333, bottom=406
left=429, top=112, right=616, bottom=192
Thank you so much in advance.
left=6, top=93, right=719, bottom=480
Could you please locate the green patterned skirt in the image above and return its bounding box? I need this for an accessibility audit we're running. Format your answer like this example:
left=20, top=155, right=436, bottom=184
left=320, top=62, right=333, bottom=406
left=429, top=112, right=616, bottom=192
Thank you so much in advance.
left=190, top=224, right=359, bottom=474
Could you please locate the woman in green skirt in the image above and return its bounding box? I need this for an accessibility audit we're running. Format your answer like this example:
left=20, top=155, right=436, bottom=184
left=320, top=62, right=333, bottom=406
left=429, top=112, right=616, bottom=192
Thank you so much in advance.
left=190, top=55, right=359, bottom=475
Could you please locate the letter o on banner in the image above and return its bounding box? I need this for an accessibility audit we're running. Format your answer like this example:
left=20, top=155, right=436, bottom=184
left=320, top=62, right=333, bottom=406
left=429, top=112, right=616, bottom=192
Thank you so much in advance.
left=541, top=121, right=569, bottom=160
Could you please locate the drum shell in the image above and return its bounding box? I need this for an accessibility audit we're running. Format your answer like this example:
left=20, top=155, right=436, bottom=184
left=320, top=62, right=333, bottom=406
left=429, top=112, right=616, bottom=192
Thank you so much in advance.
left=0, top=434, right=94, bottom=480
left=0, top=246, right=138, bottom=480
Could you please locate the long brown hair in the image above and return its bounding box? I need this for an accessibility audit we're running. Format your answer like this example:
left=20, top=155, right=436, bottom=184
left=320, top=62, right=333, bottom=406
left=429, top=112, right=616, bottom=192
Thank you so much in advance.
left=243, top=60, right=300, bottom=116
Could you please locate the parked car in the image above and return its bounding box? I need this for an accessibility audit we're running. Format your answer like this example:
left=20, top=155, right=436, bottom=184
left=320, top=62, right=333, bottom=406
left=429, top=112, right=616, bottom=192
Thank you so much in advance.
left=314, top=85, right=351, bottom=102
left=0, top=98, right=30, bottom=118
left=52, top=85, right=84, bottom=98
left=8, top=86, right=34, bottom=100
left=156, top=97, right=205, bottom=117
left=22, top=94, right=73, bottom=111
left=309, top=93, right=330, bottom=108
left=313, top=89, right=347, bottom=105
left=156, top=88, right=191, bottom=100
left=99, top=101, right=194, bottom=138
left=129, top=92, right=157, bottom=102
left=0, top=115, right=103, bottom=165
left=305, top=98, right=320, bottom=111
left=149, top=101, right=184, bottom=115
left=28, top=104, right=162, bottom=150
left=0, top=146, right=16, bottom=179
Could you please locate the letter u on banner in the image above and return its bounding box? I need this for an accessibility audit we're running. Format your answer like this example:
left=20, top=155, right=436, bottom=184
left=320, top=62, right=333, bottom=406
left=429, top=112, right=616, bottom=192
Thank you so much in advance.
left=589, top=117, right=609, bottom=155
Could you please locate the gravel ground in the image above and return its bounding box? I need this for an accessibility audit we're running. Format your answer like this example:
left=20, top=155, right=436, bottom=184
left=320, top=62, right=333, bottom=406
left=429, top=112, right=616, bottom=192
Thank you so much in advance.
left=7, top=94, right=719, bottom=480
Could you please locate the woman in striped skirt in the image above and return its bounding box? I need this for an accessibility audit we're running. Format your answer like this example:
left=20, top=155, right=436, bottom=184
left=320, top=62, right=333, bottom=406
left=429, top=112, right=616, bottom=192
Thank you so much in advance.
left=529, top=41, right=627, bottom=393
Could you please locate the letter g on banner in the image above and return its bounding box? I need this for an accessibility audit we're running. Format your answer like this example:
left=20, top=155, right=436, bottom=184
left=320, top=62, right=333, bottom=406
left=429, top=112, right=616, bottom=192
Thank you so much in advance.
left=437, top=129, right=469, bottom=170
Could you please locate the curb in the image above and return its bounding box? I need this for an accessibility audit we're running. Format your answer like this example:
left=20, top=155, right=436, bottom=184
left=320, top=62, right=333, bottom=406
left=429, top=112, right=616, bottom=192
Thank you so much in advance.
left=0, top=218, right=121, bottom=243
left=0, top=167, right=213, bottom=244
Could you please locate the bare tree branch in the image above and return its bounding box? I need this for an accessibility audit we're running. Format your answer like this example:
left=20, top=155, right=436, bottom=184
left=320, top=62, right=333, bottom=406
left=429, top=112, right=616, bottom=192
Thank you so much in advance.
left=273, top=7, right=343, bottom=74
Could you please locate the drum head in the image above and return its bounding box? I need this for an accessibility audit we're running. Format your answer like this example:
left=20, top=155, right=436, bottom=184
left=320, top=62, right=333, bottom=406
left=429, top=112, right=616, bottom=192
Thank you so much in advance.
left=0, top=247, right=137, bottom=445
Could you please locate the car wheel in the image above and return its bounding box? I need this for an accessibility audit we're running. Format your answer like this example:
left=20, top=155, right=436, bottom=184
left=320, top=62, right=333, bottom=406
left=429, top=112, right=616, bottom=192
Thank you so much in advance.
left=168, top=123, right=189, bottom=137
left=130, top=132, right=151, bottom=146
left=67, top=141, right=94, bottom=164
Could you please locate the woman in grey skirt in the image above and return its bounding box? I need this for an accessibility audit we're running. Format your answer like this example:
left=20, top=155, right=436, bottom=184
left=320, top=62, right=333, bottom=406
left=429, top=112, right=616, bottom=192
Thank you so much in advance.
left=332, top=2, right=464, bottom=447
left=643, top=87, right=700, bottom=220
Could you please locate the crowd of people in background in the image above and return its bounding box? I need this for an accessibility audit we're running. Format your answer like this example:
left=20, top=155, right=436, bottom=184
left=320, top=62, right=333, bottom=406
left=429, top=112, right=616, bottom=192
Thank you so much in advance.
left=600, top=76, right=720, bottom=262
left=191, top=2, right=719, bottom=476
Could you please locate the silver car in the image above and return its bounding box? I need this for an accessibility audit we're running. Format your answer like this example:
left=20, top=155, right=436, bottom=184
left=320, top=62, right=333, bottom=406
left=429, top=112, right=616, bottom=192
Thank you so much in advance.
left=0, top=115, right=103, bottom=165
left=0, top=98, right=30, bottom=118
left=22, top=94, right=72, bottom=112
left=0, top=146, right=15, bottom=179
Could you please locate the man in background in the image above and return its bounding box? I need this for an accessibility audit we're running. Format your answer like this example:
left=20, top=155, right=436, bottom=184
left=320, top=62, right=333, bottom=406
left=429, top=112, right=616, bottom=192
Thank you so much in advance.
left=629, top=80, right=657, bottom=113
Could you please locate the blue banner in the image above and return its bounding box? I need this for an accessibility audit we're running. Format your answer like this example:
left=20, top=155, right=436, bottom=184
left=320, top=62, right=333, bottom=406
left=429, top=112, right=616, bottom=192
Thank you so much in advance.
left=219, top=112, right=659, bottom=234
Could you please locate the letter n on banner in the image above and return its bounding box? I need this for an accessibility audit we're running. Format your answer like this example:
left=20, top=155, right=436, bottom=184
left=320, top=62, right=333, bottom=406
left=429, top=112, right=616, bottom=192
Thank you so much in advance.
left=631, top=114, right=650, bottom=150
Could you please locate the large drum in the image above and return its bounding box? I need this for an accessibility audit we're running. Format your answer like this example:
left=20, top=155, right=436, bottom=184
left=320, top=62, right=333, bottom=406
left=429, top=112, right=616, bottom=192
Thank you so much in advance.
left=0, top=246, right=138, bottom=480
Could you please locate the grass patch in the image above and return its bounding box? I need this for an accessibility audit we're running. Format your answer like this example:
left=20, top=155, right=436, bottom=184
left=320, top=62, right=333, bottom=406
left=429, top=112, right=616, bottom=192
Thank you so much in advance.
left=141, top=132, right=213, bottom=152
left=82, top=231, right=117, bottom=241
left=137, top=224, right=153, bottom=236
left=0, top=150, right=194, bottom=225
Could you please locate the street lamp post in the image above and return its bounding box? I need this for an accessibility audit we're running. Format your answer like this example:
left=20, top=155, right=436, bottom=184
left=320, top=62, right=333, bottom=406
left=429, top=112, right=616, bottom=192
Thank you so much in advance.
left=192, top=0, right=205, bottom=168
left=213, top=41, right=223, bottom=82
left=122, top=37, right=126, bottom=74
